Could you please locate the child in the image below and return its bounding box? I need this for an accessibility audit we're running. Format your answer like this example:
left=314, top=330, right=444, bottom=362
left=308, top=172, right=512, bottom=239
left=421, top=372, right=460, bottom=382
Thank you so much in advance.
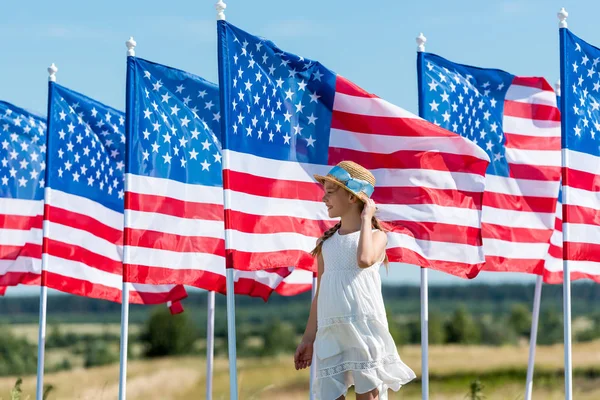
left=294, top=161, right=415, bottom=400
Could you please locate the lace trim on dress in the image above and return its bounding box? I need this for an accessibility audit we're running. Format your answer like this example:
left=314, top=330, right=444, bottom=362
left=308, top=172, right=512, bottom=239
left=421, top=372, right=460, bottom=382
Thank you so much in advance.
left=316, top=354, right=401, bottom=379
left=318, top=313, right=387, bottom=328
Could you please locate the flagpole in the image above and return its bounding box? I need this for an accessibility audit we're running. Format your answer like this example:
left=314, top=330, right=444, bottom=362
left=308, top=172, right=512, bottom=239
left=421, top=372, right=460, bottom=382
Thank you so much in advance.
left=557, top=8, right=573, bottom=400
left=118, top=36, right=137, bottom=400
left=35, top=63, right=58, bottom=400
left=215, top=2, right=239, bottom=399
left=309, top=274, right=318, bottom=400
left=415, top=32, right=429, bottom=400
left=206, top=291, right=215, bottom=400
left=524, top=275, right=543, bottom=400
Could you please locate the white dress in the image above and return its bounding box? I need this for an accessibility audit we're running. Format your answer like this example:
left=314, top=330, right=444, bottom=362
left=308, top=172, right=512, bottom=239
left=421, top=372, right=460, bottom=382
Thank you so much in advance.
left=314, top=230, right=416, bottom=400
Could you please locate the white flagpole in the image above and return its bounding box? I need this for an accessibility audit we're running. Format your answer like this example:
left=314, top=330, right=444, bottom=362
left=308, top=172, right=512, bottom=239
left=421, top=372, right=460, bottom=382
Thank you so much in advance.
left=524, top=275, right=543, bottom=400
left=206, top=291, right=216, bottom=400
left=215, top=2, right=238, bottom=399
left=416, top=32, right=429, bottom=400
left=118, top=37, right=137, bottom=400
left=557, top=8, right=573, bottom=400
left=35, top=63, right=58, bottom=400
left=309, top=275, right=318, bottom=400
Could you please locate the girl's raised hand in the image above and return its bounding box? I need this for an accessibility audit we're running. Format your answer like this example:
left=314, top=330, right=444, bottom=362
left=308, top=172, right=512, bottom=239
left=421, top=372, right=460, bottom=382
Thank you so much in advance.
left=294, top=340, right=314, bottom=370
left=361, top=198, right=377, bottom=221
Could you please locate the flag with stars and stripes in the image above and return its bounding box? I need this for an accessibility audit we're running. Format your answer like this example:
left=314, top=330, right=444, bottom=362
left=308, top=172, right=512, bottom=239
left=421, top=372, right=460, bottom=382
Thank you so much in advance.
left=217, top=21, right=491, bottom=277
left=557, top=28, right=600, bottom=280
left=44, top=83, right=187, bottom=304
left=0, top=101, right=46, bottom=287
left=418, top=53, right=561, bottom=274
left=124, top=57, right=310, bottom=301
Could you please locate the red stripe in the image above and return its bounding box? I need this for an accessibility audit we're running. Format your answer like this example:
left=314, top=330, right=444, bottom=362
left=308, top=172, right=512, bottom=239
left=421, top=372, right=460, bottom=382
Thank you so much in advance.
left=374, top=186, right=482, bottom=210
left=0, top=271, right=41, bottom=286
left=543, top=270, right=600, bottom=284
left=228, top=210, right=332, bottom=237
left=227, top=249, right=316, bottom=272
left=125, top=228, right=225, bottom=256
left=482, top=223, right=553, bottom=243
left=564, top=168, right=600, bottom=192
left=483, top=191, right=558, bottom=214
left=275, top=282, right=312, bottom=296
left=504, top=133, right=560, bottom=151
left=331, top=110, right=459, bottom=138
left=482, top=256, right=544, bottom=274
left=507, top=163, right=561, bottom=182
left=43, top=238, right=122, bottom=275
left=0, top=243, right=42, bottom=260
left=387, top=222, right=482, bottom=246
left=511, top=77, right=554, bottom=91
left=233, top=278, right=275, bottom=302
left=503, top=100, right=560, bottom=121
left=45, top=205, right=123, bottom=245
left=0, top=214, right=42, bottom=230
left=44, top=271, right=188, bottom=304
left=386, top=247, right=482, bottom=279
left=565, top=242, right=600, bottom=262
left=225, top=170, right=324, bottom=202
left=547, top=242, right=562, bottom=259
left=329, top=146, right=488, bottom=176
left=126, top=192, right=223, bottom=221
left=125, top=264, right=227, bottom=292
left=168, top=300, right=185, bottom=315
left=563, top=204, right=600, bottom=226
left=335, top=75, right=376, bottom=98
left=0, top=286, right=5, bottom=296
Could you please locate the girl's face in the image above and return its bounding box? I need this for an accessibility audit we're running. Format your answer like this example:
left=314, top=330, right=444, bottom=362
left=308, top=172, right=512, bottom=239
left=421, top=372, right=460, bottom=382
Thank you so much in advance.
left=322, top=181, right=359, bottom=218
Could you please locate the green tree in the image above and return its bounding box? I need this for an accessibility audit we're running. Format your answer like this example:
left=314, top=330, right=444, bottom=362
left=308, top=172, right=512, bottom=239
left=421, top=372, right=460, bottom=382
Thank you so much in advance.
left=445, top=306, right=481, bottom=344
left=538, top=310, right=563, bottom=345
left=84, top=340, right=117, bottom=368
left=0, top=329, right=37, bottom=376
left=428, top=311, right=446, bottom=345
left=261, top=319, right=297, bottom=356
left=140, top=307, right=198, bottom=357
left=508, top=304, right=531, bottom=337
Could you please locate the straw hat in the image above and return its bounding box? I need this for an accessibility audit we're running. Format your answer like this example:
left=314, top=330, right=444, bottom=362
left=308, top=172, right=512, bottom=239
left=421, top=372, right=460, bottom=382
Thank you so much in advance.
left=314, top=161, right=376, bottom=202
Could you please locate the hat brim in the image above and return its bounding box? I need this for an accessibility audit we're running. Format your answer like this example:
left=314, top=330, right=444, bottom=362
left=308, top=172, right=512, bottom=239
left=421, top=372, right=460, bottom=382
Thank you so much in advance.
left=313, top=174, right=368, bottom=202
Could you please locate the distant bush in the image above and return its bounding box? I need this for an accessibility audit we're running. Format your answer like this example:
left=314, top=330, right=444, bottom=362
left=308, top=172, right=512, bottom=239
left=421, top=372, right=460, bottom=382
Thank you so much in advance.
left=84, top=340, right=118, bottom=368
left=260, top=319, right=297, bottom=356
left=0, top=328, right=37, bottom=376
left=445, top=306, right=481, bottom=345
left=140, top=307, right=198, bottom=357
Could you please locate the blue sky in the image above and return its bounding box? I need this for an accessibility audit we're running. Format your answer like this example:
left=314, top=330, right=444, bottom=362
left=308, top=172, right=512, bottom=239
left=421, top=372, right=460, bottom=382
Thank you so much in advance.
left=2, top=0, right=599, bottom=294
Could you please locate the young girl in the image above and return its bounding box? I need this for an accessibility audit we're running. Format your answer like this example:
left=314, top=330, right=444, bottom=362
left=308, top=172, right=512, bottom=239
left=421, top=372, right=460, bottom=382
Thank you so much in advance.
left=294, top=161, right=415, bottom=400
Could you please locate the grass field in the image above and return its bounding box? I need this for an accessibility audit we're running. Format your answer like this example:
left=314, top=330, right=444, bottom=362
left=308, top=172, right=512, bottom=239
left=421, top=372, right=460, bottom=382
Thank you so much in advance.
left=2, top=341, right=600, bottom=399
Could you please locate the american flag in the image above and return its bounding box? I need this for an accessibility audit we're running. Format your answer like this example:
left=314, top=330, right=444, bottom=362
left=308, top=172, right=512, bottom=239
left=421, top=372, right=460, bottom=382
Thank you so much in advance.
left=45, top=83, right=187, bottom=305
left=558, top=29, right=600, bottom=280
left=0, top=101, right=45, bottom=287
left=217, top=22, right=490, bottom=277
left=419, top=53, right=561, bottom=274
left=124, top=57, right=311, bottom=301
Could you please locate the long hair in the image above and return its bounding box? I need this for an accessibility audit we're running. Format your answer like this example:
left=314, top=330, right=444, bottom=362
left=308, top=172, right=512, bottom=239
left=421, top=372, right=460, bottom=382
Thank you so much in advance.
left=311, top=215, right=390, bottom=268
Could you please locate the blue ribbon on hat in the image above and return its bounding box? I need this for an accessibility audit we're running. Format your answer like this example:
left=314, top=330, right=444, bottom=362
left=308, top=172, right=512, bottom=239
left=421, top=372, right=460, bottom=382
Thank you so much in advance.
left=328, top=166, right=374, bottom=198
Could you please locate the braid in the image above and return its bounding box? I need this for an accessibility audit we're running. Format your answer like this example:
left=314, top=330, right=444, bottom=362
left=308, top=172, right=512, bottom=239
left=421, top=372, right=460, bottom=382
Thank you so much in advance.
left=311, top=222, right=341, bottom=258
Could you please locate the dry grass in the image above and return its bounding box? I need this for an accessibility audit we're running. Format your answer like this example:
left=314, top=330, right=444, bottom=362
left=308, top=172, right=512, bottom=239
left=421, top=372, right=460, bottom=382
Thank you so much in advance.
left=10, top=324, right=141, bottom=343
left=1, top=342, right=600, bottom=399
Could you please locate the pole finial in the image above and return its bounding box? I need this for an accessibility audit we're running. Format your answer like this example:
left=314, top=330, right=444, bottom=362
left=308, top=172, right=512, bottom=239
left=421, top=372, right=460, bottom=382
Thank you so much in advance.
left=126, top=37, right=137, bottom=57
left=48, top=63, right=58, bottom=82
left=216, top=0, right=226, bottom=21
left=558, top=8, right=568, bottom=28
left=555, top=79, right=561, bottom=97
left=416, top=33, right=427, bottom=53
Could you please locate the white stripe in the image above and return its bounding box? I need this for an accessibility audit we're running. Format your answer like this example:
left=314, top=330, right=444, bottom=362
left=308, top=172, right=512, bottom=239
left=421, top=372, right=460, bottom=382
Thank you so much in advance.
left=333, top=92, right=419, bottom=119
left=564, top=149, right=600, bottom=176
left=127, top=173, right=223, bottom=205
left=48, top=189, right=123, bottom=230
left=329, top=128, right=489, bottom=160
left=380, top=203, right=482, bottom=228
left=226, top=230, right=318, bottom=253
left=0, top=198, right=43, bottom=217
left=484, top=238, right=550, bottom=259
left=0, top=257, right=41, bottom=274
left=482, top=207, right=554, bottom=230
left=503, top=116, right=561, bottom=137
left=234, top=269, right=283, bottom=289
left=505, top=148, right=561, bottom=167
left=564, top=223, right=600, bottom=245
left=505, top=85, right=557, bottom=107
left=126, top=282, right=182, bottom=294
left=127, top=210, right=224, bottom=239
left=387, top=231, right=484, bottom=265
left=123, top=245, right=225, bottom=273
left=44, top=221, right=122, bottom=263
left=485, top=175, right=560, bottom=198
left=282, top=268, right=313, bottom=284
left=226, top=189, right=330, bottom=220
left=544, top=259, right=600, bottom=275
left=0, top=228, right=42, bottom=247
left=564, top=186, right=600, bottom=211
left=224, top=150, right=329, bottom=183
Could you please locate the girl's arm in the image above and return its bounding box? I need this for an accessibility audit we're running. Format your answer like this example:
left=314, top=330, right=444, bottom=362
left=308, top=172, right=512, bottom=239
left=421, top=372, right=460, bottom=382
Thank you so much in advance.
left=300, top=250, right=324, bottom=343
left=357, top=199, right=387, bottom=268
